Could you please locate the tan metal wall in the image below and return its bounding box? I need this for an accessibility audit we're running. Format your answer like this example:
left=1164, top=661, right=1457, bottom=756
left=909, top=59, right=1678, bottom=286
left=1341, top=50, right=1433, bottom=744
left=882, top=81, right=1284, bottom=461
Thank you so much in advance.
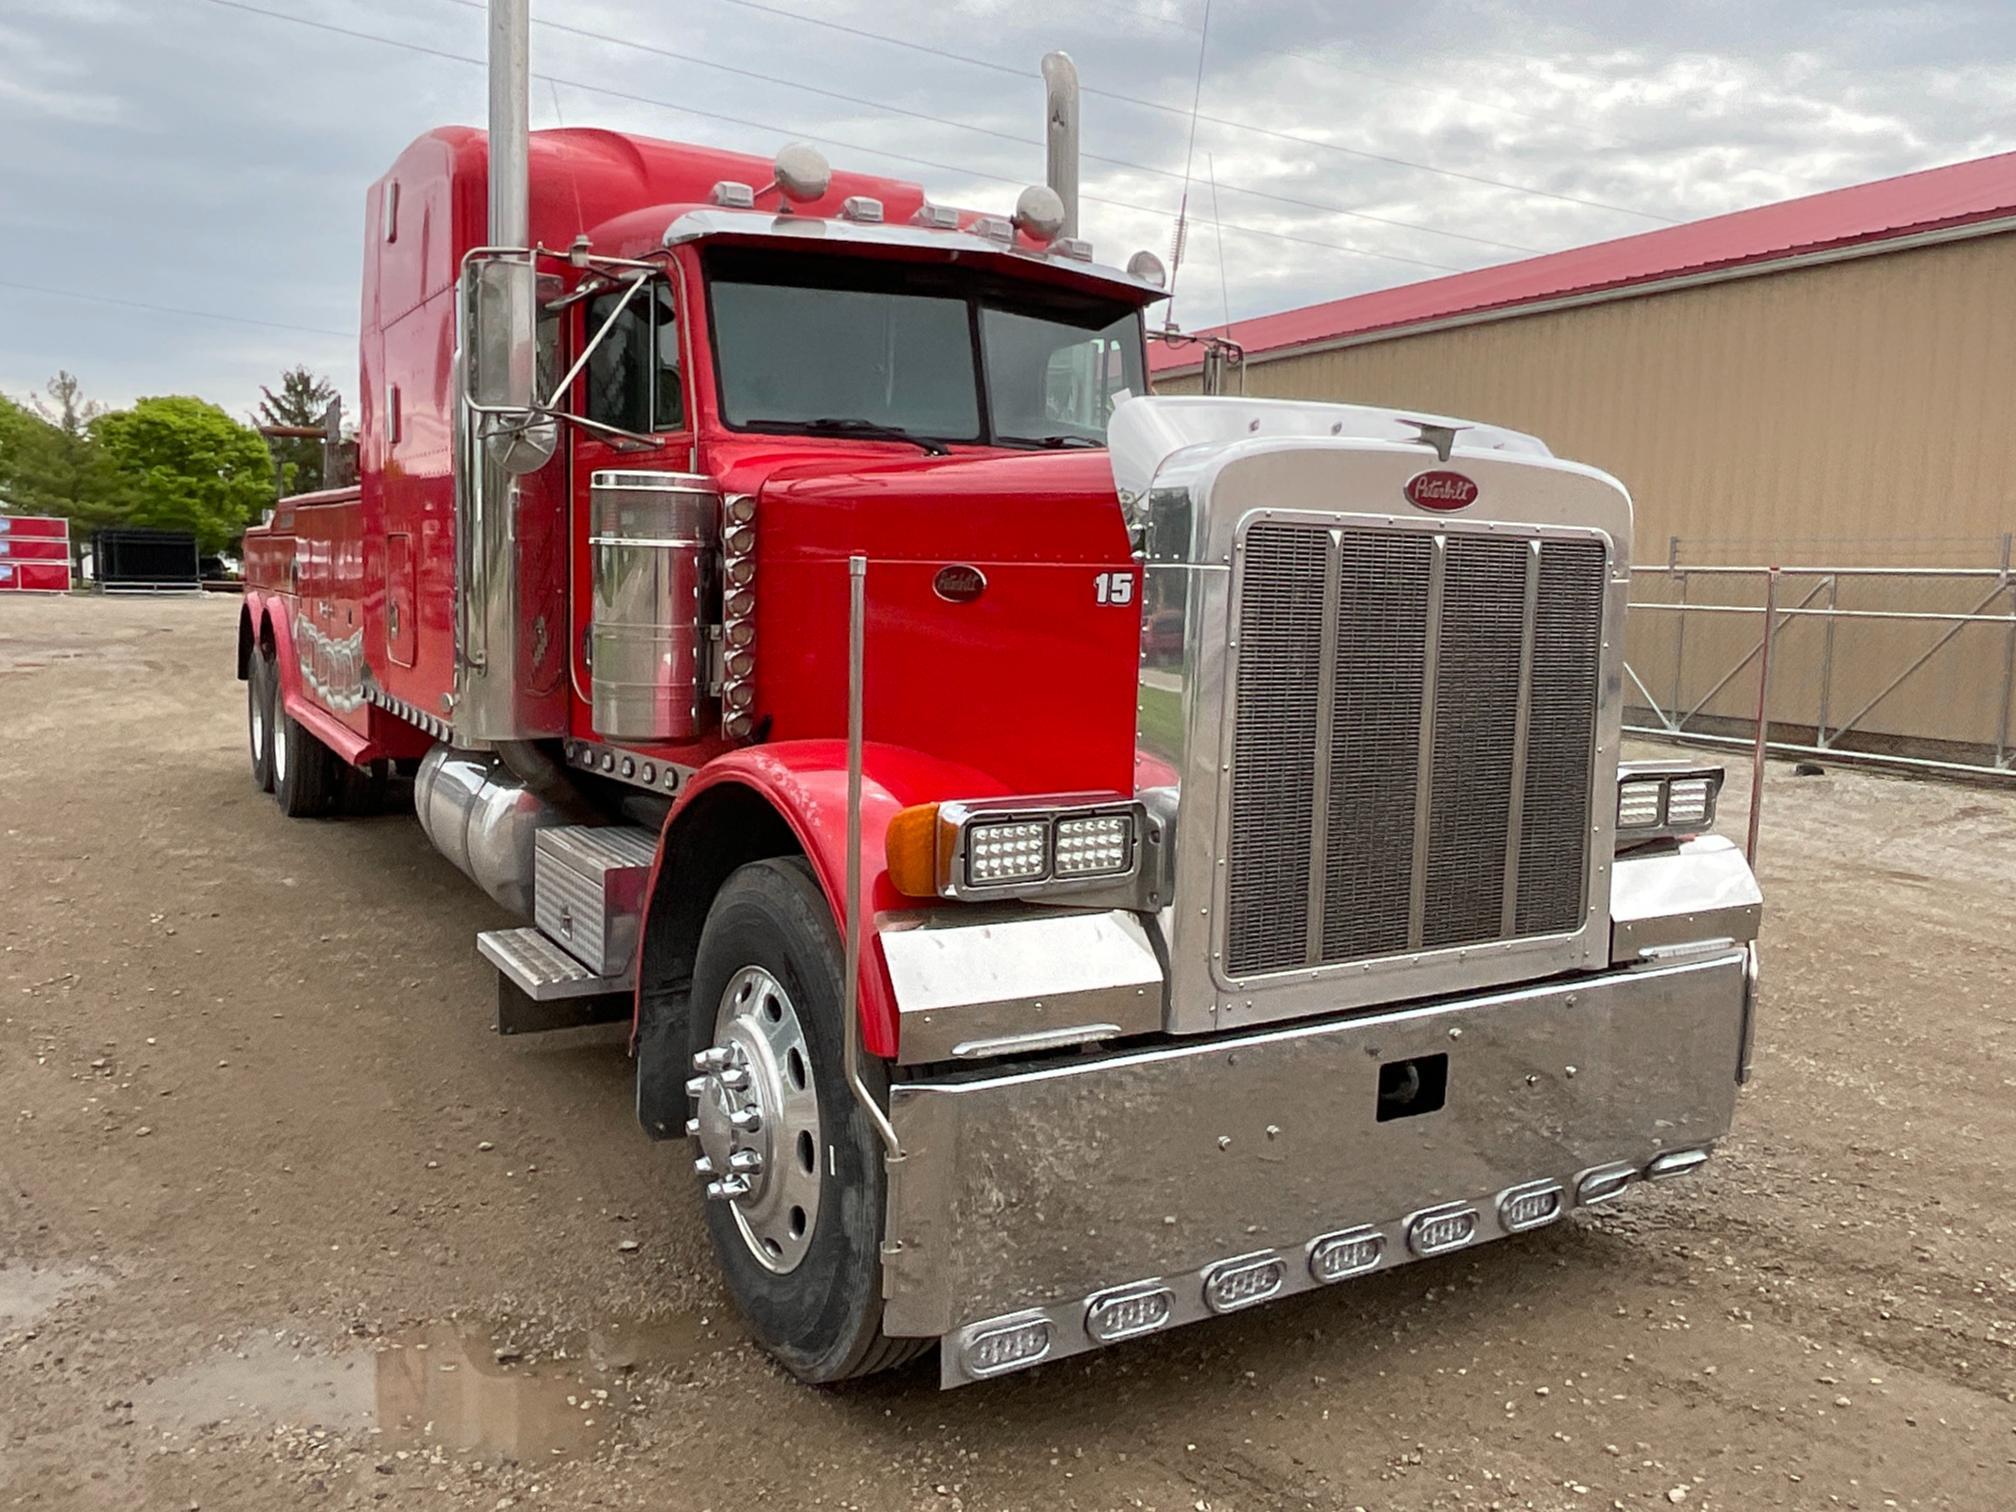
left=1160, top=231, right=2016, bottom=756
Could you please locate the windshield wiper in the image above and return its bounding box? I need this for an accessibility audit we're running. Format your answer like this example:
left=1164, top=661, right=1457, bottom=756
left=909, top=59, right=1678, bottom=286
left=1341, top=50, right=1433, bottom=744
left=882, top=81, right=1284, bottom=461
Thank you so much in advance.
left=1027, top=434, right=1102, bottom=449
left=746, top=417, right=950, bottom=456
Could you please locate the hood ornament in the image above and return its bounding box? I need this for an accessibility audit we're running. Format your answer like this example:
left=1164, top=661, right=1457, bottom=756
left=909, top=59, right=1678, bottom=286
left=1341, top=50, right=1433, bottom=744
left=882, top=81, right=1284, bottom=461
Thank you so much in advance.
left=1398, top=418, right=1470, bottom=464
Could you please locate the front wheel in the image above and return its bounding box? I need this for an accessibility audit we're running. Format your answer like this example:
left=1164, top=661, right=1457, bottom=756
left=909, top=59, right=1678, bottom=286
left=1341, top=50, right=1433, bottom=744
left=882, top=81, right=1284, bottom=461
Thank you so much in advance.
left=682, top=857, right=925, bottom=1383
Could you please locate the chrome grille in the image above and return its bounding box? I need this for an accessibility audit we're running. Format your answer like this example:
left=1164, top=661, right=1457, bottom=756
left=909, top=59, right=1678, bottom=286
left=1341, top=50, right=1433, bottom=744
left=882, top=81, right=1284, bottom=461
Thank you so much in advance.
left=1225, top=523, right=1606, bottom=979
left=1223, top=528, right=1328, bottom=974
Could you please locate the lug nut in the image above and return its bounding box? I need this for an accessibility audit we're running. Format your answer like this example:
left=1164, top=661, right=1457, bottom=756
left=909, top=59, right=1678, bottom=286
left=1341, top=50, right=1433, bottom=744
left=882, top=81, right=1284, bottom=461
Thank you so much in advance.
left=704, top=1175, right=752, bottom=1202
left=727, top=1149, right=762, bottom=1174
left=729, top=1107, right=762, bottom=1133
left=684, top=1117, right=701, bottom=1138
left=693, top=1046, right=734, bottom=1072
left=717, top=1067, right=750, bottom=1090
left=684, top=1075, right=709, bottom=1099
left=693, top=1155, right=716, bottom=1177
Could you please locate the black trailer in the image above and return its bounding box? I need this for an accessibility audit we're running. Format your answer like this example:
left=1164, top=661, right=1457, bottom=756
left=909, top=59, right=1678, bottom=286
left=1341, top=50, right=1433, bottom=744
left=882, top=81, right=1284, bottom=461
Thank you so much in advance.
left=92, top=528, right=201, bottom=594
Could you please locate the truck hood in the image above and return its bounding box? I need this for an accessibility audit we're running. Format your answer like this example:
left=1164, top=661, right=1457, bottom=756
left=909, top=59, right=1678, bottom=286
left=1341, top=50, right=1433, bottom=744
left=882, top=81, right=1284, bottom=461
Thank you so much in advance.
left=730, top=447, right=1143, bottom=798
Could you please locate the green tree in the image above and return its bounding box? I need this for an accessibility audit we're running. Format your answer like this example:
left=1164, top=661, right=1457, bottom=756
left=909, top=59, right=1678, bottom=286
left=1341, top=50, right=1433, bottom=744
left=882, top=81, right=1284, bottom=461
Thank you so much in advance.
left=0, top=375, right=128, bottom=564
left=255, top=366, right=340, bottom=495
left=95, top=396, right=275, bottom=554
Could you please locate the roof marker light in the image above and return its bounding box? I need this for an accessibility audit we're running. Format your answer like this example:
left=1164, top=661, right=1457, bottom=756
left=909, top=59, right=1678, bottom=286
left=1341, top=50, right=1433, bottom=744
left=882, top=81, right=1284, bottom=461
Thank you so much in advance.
left=710, top=180, right=756, bottom=209
left=971, top=215, right=1014, bottom=244
left=840, top=195, right=884, bottom=224
left=912, top=202, right=960, bottom=230
left=1052, top=236, right=1094, bottom=262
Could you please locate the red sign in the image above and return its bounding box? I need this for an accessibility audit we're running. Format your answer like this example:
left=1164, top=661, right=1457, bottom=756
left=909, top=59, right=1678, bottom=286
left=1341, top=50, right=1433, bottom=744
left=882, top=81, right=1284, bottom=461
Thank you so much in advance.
left=1403, top=471, right=1479, bottom=512
left=0, top=516, right=72, bottom=592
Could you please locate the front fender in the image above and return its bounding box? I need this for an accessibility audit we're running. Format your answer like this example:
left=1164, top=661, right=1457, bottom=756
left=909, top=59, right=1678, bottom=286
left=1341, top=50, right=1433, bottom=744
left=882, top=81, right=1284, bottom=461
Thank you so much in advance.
left=642, top=740, right=1009, bottom=1061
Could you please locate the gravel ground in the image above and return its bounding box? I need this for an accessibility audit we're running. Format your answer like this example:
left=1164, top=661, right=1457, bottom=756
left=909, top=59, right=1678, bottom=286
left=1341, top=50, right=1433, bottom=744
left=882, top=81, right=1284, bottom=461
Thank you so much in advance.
left=1, top=592, right=2012, bottom=1512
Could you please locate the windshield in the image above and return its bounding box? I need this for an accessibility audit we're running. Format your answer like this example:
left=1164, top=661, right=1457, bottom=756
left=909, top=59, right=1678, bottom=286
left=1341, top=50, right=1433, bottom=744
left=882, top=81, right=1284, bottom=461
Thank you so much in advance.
left=705, top=247, right=1146, bottom=448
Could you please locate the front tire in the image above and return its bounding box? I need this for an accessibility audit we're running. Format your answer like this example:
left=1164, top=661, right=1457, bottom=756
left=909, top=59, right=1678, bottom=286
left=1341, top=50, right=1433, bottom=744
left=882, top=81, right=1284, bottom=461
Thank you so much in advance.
left=683, top=857, right=925, bottom=1383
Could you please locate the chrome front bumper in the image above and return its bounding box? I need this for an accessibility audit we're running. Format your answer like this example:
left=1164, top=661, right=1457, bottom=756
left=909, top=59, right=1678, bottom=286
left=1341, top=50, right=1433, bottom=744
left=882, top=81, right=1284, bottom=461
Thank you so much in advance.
left=882, top=947, right=1751, bottom=1386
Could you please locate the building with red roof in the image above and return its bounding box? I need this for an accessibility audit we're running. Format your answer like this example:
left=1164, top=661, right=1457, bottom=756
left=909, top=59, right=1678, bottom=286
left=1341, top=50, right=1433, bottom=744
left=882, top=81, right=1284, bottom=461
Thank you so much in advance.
left=1150, top=151, right=2016, bottom=383
left=1152, top=150, right=2016, bottom=765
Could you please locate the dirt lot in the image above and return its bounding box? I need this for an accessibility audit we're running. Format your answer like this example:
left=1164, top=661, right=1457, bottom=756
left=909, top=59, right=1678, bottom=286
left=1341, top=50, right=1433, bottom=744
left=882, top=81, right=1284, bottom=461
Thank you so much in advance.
left=1, top=592, right=2012, bottom=1512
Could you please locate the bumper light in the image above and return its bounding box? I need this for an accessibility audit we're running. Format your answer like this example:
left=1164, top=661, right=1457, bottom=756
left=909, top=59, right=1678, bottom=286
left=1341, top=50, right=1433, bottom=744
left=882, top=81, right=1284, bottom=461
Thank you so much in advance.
left=1085, top=1283, right=1175, bottom=1343
left=1575, top=1164, right=1637, bottom=1205
left=1645, top=1147, right=1711, bottom=1182
left=1497, top=1181, right=1564, bottom=1233
left=1203, top=1252, right=1285, bottom=1313
left=1407, top=1204, right=1479, bottom=1257
left=1308, top=1226, right=1385, bottom=1282
left=961, top=1314, right=1054, bottom=1378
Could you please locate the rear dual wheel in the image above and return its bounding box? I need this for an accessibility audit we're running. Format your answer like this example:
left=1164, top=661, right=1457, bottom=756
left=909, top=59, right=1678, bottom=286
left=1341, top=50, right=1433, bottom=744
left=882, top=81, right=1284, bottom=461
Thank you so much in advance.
left=247, top=649, right=276, bottom=793
left=272, top=693, right=339, bottom=818
left=682, top=858, right=926, bottom=1383
left=251, top=642, right=380, bottom=818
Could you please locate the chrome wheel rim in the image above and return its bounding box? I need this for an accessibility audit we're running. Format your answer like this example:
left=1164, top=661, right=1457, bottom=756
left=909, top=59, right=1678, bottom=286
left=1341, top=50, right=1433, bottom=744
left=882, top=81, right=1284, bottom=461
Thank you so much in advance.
left=248, top=670, right=265, bottom=760
left=689, top=965, right=823, bottom=1274
left=271, top=695, right=288, bottom=774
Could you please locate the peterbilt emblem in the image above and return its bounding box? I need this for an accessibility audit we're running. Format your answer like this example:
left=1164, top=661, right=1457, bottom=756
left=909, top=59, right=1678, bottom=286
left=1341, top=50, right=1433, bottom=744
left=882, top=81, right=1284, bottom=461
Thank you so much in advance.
left=1403, top=470, right=1480, bottom=512
left=933, top=564, right=987, bottom=603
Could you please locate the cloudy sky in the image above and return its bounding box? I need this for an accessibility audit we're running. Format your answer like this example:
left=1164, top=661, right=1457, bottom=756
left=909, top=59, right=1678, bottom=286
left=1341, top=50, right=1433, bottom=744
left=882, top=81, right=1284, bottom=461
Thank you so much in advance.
left=3, top=0, right=2010, bottom=422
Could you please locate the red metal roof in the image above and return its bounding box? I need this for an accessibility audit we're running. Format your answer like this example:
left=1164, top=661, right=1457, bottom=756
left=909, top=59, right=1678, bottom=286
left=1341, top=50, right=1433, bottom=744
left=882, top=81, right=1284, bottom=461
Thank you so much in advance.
left=1150, top=150, right=2016, bottom=374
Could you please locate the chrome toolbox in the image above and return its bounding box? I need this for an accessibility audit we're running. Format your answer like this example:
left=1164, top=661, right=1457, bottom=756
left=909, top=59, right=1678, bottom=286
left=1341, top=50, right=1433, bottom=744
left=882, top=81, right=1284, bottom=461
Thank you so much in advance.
left=533, top=825, right=656, bottom=977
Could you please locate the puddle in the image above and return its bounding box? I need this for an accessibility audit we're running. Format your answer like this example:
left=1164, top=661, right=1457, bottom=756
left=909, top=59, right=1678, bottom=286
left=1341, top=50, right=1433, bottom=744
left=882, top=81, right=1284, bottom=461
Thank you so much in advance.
left=0, top=1263, right=103, bottom=1327
left=133, top=1314, right=716, bottom=1463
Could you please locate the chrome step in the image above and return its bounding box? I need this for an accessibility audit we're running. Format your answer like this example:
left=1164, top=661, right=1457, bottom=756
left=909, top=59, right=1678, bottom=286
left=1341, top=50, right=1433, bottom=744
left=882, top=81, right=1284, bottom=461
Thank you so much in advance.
left=478, top=926, right=632, bottom=1002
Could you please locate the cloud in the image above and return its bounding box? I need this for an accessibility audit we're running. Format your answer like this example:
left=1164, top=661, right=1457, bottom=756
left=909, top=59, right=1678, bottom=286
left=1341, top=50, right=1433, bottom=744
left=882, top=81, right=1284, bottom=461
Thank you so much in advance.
left=0, top=0, right=2007, bottom=417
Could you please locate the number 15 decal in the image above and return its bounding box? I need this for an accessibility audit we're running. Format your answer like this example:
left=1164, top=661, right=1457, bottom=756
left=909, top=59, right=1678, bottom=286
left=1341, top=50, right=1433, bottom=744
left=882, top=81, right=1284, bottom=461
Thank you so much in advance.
left=1094, top=570, right=1135, bottom=606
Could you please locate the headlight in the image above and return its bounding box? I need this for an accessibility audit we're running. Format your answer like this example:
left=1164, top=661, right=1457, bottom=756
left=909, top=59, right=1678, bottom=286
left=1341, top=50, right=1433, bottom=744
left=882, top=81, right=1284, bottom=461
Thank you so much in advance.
left=1615, top=762, right=1724, bottom=843
left=1053, top=814, right=1135, bottom=877
left=884, top=797, right=1145, bottom=900
left=965, top=821, right=1049, bottom=887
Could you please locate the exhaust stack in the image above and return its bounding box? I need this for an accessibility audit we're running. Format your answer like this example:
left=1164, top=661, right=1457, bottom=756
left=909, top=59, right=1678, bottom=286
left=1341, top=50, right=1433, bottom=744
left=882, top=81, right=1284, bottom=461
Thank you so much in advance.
left=487, top=0, right=534, bottom=413
left=455, top=0, right=567, bottom=747
left=1041, top=52, right=1080, bottom=241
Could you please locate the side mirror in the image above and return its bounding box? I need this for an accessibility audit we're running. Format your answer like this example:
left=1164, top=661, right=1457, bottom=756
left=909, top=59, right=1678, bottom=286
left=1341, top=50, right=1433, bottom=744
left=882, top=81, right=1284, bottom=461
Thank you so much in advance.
left=466, top=257, right=537, bottom=412
left=466, top=257, right=553, bottom=474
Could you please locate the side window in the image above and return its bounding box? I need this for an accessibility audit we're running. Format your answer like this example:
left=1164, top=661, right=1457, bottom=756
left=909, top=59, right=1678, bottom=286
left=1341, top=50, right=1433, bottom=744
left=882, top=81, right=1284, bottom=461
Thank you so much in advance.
left=584, top=284, right=683, bottom=434
left=652, top=288, right=684, bottom=431
left=536, top=308, right=559, bottom=403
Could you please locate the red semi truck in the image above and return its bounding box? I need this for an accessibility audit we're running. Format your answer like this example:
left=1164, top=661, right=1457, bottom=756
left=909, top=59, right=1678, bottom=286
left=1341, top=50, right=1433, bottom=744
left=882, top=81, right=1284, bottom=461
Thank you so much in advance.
left=236, top=6, right=1761, bottom=1388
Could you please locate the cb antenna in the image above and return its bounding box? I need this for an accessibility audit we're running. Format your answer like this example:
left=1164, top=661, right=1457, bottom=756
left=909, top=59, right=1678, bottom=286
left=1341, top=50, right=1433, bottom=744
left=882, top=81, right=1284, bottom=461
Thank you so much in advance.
left=1164, top=0, right=1214, bottom=329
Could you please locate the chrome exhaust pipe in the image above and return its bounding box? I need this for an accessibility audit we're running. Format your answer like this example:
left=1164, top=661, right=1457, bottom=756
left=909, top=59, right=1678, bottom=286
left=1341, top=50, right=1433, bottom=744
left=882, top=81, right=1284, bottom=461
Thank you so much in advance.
left=486, top=0, right=534, bottom=414
left=1041, top=51, right=1080, bottom=242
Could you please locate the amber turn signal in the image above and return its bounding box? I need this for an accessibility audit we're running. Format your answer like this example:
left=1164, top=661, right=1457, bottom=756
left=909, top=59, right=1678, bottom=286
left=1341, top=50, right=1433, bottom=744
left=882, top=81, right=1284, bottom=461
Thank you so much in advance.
left=883, top=803, right=941, bottom=899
